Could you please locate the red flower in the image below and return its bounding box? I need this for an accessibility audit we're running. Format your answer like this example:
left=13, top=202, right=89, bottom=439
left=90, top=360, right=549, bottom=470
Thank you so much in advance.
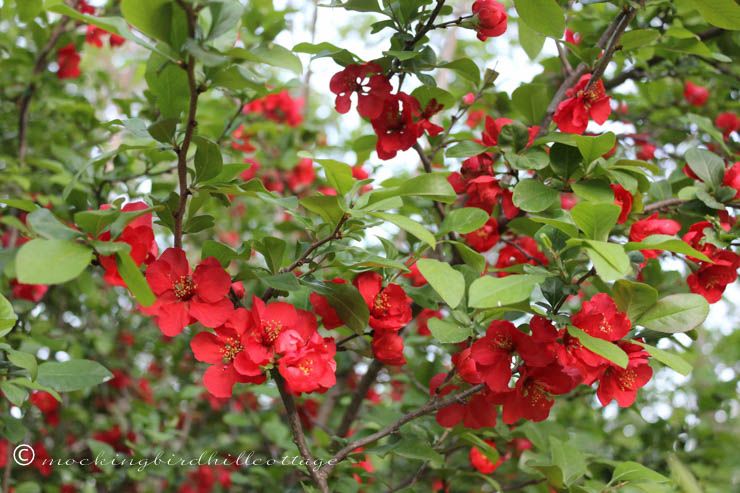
left=430, top=373, right=497, bottom=429
left=481, top=117, right=538, bottom=148
left=495, top=237, right=547, bottom=274
left=629, top=213, right=681, bottom=260
left=553, top=329, right=608, bottom=384
left=471, top=320, right=534, bottom=391
left=467, top=109, right=485, bottom=128
left=687, top=249, right=740, bottom=303
left=287, top=158, right=315, bottom=191
left=684, top=82, right=708, bottom=107
left=403, top=262, right=428, bottom=287
left=469, top=440, right=505, bottom=474
left=231, top=124, right=255, bottom=152
left=329, top=63, right=392, bottom=119
left=144, top=248, right=233, bottom=336
left=109, top=33, right=125, bottom=47
left=353, top=271, right=412, bottom=331
left=682, top=221, right=718, bottom=262
left=560, top=193, right=578, bottom=210
left=716, top=112, right=739, bottom=140
left=472, top=0, right=508, bottom=41
left=30, top=441, right=53, bottom=476
left=596, top=340, right=652, bottom=407
left=636, top=143, right=656, bottom=161
left=416, top=308, right=442, bottom=336
left=86, top=25, right=105, bottom=47
left=464, top=217, right=500, bottom=253
left=552, top=74, right=611, bottom=134
left=77, top=0, right=95, bottom=14
left=722, top=162, right=740, bottom=199
left=565, top=29, right=581, bottom=45
left=453, top=347, right=483, bottom=384
left=501, top=189, right=520, bottom=219
left=57, top=43, right=81, bottom=79
left=191, top=308, right=262, bottom=398
left=98, top=201, right=158, bottom=287
left=466, top=176, right=502, bottom=214
left=370, top=93, right=441, bottom=160
left=571, top=293, right=631, bottom=342
left=309, top=278, right=347, bottom=329
left=10, top=278, right=48, bottom=302
left=370, top=330, right=406, bottom=366
left=244, top=90, right=304, bottom=127
left=279, top=332, right=337, bottom=393
left=494, top=363, right=578, bottom=424
left=611, top=184, right=632, bottom=224
left=30, top=390, right=59, bottom=414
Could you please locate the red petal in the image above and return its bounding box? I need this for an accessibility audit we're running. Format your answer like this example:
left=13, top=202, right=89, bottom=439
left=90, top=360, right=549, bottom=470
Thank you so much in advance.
left=203, top=364, right=237, bottom=398
left=190, top=297, right=233, bottom=328
left=191, top=332, right=224, bottom=364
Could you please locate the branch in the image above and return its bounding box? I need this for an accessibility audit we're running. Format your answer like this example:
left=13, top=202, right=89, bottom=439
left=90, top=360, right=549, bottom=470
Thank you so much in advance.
left=406, top=0, right=447, bottom=49
left=334, top=359, right=384, bottom=440
left=502, top=238, right=545, bottom=266
left=432, top=14, right=474, bottom=30
left=584, top=6, right=640, bottom=92
left=643, top=198, right=686, bottom=213
left=17, top=17, right=74, bottom=161
left=320, top=383, right=486, bottom=478
left=173, top=0, right=201, bottom=250
left=272, top=369, right=330, bottom=493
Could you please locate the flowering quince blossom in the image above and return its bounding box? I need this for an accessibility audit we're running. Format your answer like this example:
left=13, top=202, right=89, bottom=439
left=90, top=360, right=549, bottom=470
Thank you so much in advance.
left=716, top=112, right=739, bottom=140
left=596, top=340, right=653, bottom=407
left=684, top=81, right=709, bottom=107
left=430, top=373, right=496, bottom=429
left=353, top=271, right=412, bottom=332
left=329, top=62, right=392, bottom=119
left=636, top=143, right=656, bottom=161
left=244, top=90, right=304, bottom=127
left=552, top=74, right=611, bottom=134
left=629, top=213, right=681, bottom=260
left=10, top=278, right=48, bottom=302
left=565, top=28, right=581, bottom=45
left=30, top=390, right=60, bottom=427
left=287, top=158, right=316, bottom=191
left=231, top=124, right=255, bottom=152
left=143, top=248, right=233, bottom=336
left=57, top=43, right=81, bottom=79
left=402, top=262, right=427, bottom=287
left=471, top=0, right=508, bottom=41
left=190, top=308, right=265, bottom=398
left=370, top=330, right=407, bottom=366
left=370, top=92, right=443, bottom=159
left=469, top=440, right=506, bottom=474
left=687, top=249, right=740, bottom=303
left=279, top=332, right=337, bottom=394
left=571, top=293, right=631, bottom=342
left=611, top=184, right=633, bottom=224
left=97, top=201, right=158, bottom=287
left=464, top=217, right=500, bottom=253
left=723, top=161, right=740, bottom=199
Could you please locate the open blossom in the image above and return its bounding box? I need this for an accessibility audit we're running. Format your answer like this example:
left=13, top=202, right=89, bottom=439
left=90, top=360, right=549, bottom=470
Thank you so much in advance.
left=716, top=112, right=739, bottom=140
left=279, top=332, right=337, bottom=394
left=191, top=308, right=264, bottom=398
left=629, top=213, right=681, bottom=260
left=371, top=330, right=406, bottom=366
left=353, top=271, right=412, bottom=331
left=287, top=158, right=315, bottom=191
left=469, top=440, right=505, bottom=474
left=471, top=320, right=541, bottom=391
left=430, top=373, right=497, bottom=429
left=144, top=248, right=233, bottom=336
left=553, top=74, right=611, bottom=134
left=244, top=90, right=304, bottom=127
left=57, top=43, right=81, bottom=79
left=472, top=0, right=508, bottom=41
left=10, top=278, right=48, bottom=302
left=596, top=340, right=652, bottom=407
left=464, top=217, right=500, bottom=253
left=495, top=236, right=548, bottom=275
left=687, top=249, right=740, bottom=303
left=611, top=184, right=632, bottom=224
left=684, top=82, right=708, bottom=107
left=329, top=63, right=392, bottom=119
left=572, top=293, right=631, bottom=341
left=370, top=93, right=442, bottom=160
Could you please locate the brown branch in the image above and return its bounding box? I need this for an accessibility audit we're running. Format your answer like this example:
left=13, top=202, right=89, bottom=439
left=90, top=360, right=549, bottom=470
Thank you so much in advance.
left=432, top=14, right=474, bottom=30
left=556, top=41, right=574, bottom=77
left=272, top=369, right=330, bottom=493
left=584, top=7, right=640, bottom=92
left=334, top=359, right=384, bottom=440
left=173, top=0, right=200, bottom=250
left=319, top=382, right=486, bottom=478
left=406, top=0, right=446, bottom=49
left=17, top=17, right=74, bottom=161
left=502, top=238, right=545, bottom=266
left=642, top=198, right=686, bottom=213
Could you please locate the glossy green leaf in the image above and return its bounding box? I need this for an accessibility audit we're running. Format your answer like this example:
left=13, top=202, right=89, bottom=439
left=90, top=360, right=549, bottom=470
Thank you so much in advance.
left=416, top=259, right=465, bottom=308
left=514, top=0, right=565, bottom=38
left=116, top=251, right=156, bottom=307
left=570, top=202, right=621, bottom=241
left=370, top=212, right=436, bottom=249
left=427, top=318, right=471, bottom=343
left=512, top=179, right=558, bottom=212
left=468, top=274, right=547, bottom=308
left=635, top=294, right=710, bottom=333
left=567, top=326, right=628, bottom=368
left=16, top=239, right=93, bottom=285
left=624, top=234, right=711, bottom=262
left=37, top=359, right=113, bottom=392
left=631, top=340, right=692, bottom=376
left=439, top=207, right=489, bottom=234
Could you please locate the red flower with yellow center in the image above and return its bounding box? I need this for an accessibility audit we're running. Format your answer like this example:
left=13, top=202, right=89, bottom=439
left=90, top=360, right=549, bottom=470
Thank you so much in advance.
left=353, top=271, right=412, bottom=332
left=571, top=293, right=631, bottom=342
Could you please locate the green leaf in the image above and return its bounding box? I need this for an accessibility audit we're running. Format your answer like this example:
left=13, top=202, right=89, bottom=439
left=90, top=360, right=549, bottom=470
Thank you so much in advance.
left=452, top=241, right=486, bottom=273
left=255, top=237, right=286, bottom=274
left=27, top=208, right=82, bottom=240
left=120, top=0, right=186, bottom=45
left=567, top=326, right=628, bottom=368
left=88, top=439, right=116, bottom=474
left=259, top=272, right=301, bottom=291
left=519, top=19, right=546, bottom=59
left=145, top=54, right=189, bottom=119
left=624, top=234, right=711, bottom=262
left=684, top=0, right=740, bottom=31
left=468, top=274, right=547, bottom=308
left=303, top=280, right=369, bottom=334
left=301, top=195, right=345, bottom=226
left=16, top=239, right=93, bottom=285
left=439, top=207, right=489, bottom=234
left=512, top=83, right=549, bottom=124
left=570, top=202, right=620, bottom=241
left=0, top=198, right=38, bottom=212
left=427, top=318, right=471, bottom=343
left=0, top=382, right=26, bottom=407
left=573, top=132, right=616, bottom=164
left=252, top=43, right=303, bottom=74
left=369, top=212, right=436, bottom=249
left=550, top=437, right=588, bottom=487
left=685, top=148, right=724, bottom=189
left=630, top=340, right=692, bottom=377
left=17, top=0, right=43, bottom=22
left=193, top=136, right=224, bottom=183
left=512, top=179, right=558, bottom=212
left=612, top=280, right=659, bottom=321
left=583, top=240, right=631, bottom=281
left=446, top=141, right=489, bottom=158
left=635, top=294, right=709, bottom=333
left=398, top=173, right=457, bottom=203
left=416, top=259, right=465, bottom=308
left=620, top=29, right=660, bottom=51
left=0, top=293, right=17, bottom=337
left=148, top=118, right=178, bottom=144
left=6, top=349, right=38, bottom=381
left=459, top=432, right=500, bottom=465
left=570, top=180, right=614, bottom=203
left=116, top=251, right=156, bottom=307
left=37, top=359, right=113, bottom=392
left=667, top=454, right=704, bottom=493
left=202, top=240, right=238, bottom=268
left=393, top=438, right=444, bottom=468
left=207, top=0, right=244, bottom=40
left=514, top=0, right=565, bottom=38
left=316, top=159, right=355, bottom=195
left=437, top=58, right=480, bottom=84
left=74, top=210, right=117, bottom=236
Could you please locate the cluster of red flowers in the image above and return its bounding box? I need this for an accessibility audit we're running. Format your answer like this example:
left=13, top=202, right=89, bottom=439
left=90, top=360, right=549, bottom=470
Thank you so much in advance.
left=85, top=25, right=125, bottom=49
left=553, top=74, right=612, bottom=135
left=57, top=43, right=81, bottom=80
left=433, top=293, right=652, bottom=428
left=330, top=62, right=443, bottom=159
left=682, top=218, right=740, bottom=303
left=243, top=90, right=304, bottom=127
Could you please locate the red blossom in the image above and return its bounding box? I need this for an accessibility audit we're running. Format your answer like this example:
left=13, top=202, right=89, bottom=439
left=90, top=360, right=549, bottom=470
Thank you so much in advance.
left=637, top=143, right=656, bottom=161
left=231, top=124, right=255, bottom=152
left=684, top=82, right=708, bottom=107
left=279, top=332, right=337, bottom=394
left=464, top=217, right=500, bottom=253
left=287, top=158, right=315, bottom=191
left=716, top=112, right=739, bottom=140
left=430, top=373, right=497, bottom=429
left=722, top=162, right=740, bottom=199
left=353, top=271, right=412, bottom=331
left=371, top=330, right=406, bottom=366
left=596, top=340, right=652, bottom=407
left=144, top=248, right=233, bottom=336
left=330, top=63, right=392, bottom=119
left=10, top=278, right=48, bottom=302
left=244, top=90, right=304, bottom=127
left=57, top=43, right=81, bottom=79
left=565, top=29, right=581, bottom=45
left=611, top=184, right=632, bottom=224
left=309, top=278, right=347, bottom=329
left=472, top=0, right=508, bottom=41
left=571, top=293, right=631, bottom=342
left=687, top=249, right=740, bottom=303
left=469, top=440, right=505, bottom=474
left=553, top=74, right=611, bottom=134
left=629, top=213, right=682, bottom=260
left=495, top=237, right=547, bottom=274
left=403, top=262, right=428, bottom=287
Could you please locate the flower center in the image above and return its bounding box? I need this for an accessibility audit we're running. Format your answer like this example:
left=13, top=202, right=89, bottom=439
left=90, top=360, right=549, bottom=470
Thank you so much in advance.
left=299, top=359, right=314, bottom=376
left=617, top=369, right=637, bottom=391
left=599, top=316, right=612, bottom=335
left=172, top=275, right=197, bottom=300
left=220, top=337, right=244, bottom=364
left=493, top=334, right=513, bottom=352
left=374, top=292, right=390, bottom=312
left=264, top=320, right=283, bottom=344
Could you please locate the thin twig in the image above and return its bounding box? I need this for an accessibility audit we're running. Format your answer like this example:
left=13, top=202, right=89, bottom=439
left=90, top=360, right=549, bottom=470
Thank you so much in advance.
left=584, top=6, right=640, bottom=92
left=502, top=238, right=545, bottom=266
left=553, top=267, right=595, bottom=313
left=556, top=41, right=574, bottom=76
left=643, top=198, right=685, bottom=213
